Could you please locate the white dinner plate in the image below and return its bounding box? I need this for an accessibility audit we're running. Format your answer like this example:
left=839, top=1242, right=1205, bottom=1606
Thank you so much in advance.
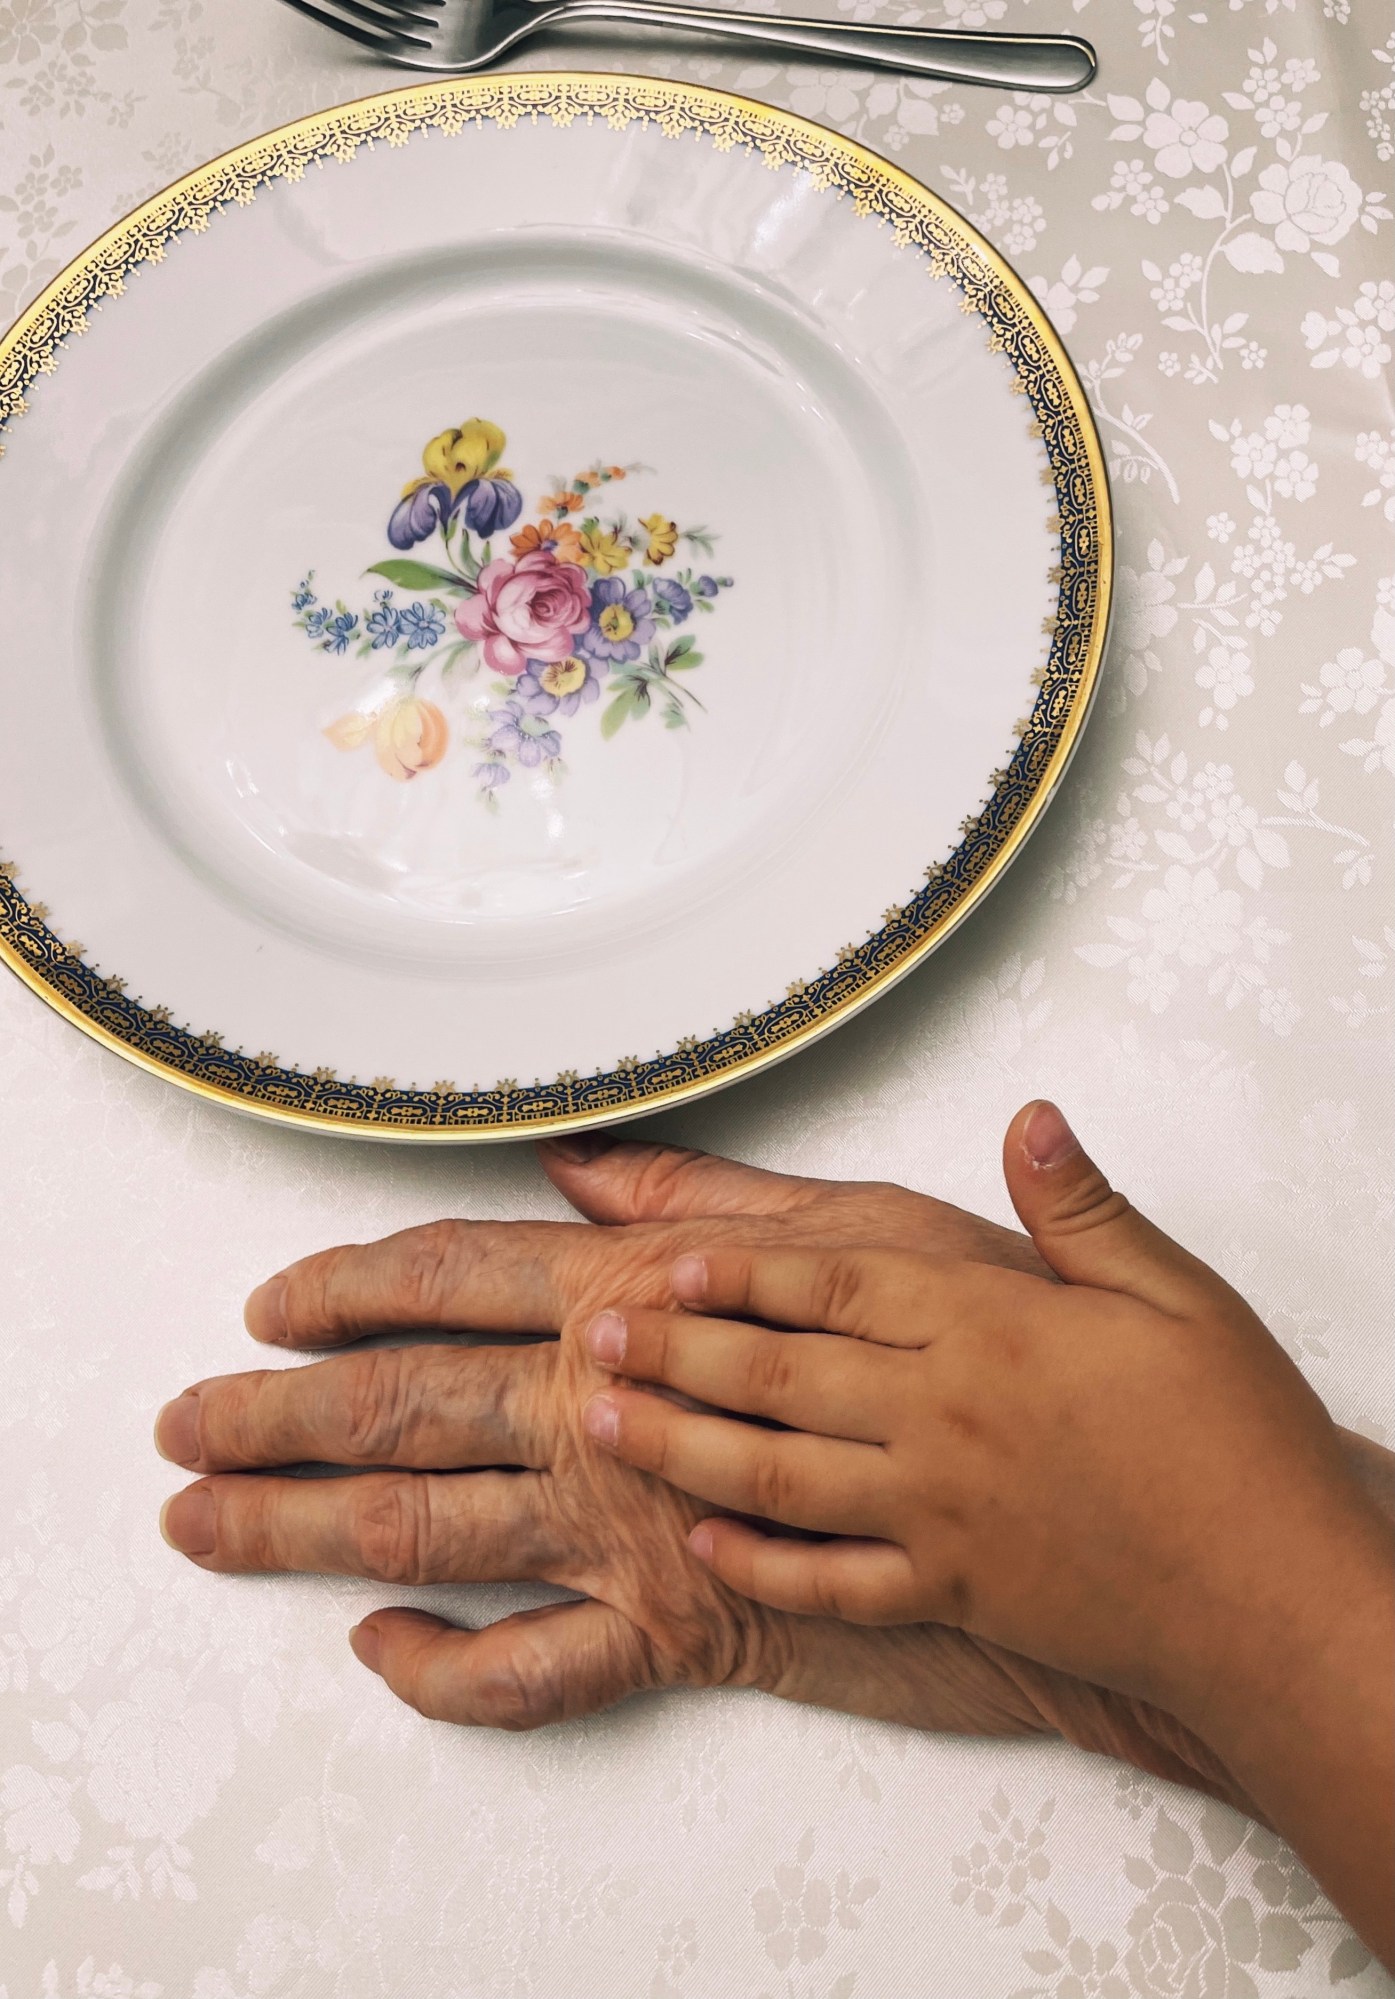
left=0, top=74, right=1110, bottom=1140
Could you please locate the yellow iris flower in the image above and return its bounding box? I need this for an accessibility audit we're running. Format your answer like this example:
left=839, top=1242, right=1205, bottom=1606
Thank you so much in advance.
left=421, top=419, right=506, bottom=495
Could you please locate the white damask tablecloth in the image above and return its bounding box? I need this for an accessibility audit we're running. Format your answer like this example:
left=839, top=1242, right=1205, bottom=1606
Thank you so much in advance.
left=2, top=0, right=1393, bottom=1994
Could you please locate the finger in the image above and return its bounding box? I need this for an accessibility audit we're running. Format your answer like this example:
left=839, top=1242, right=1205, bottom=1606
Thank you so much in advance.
left=244, top=1219, right=584, bottom=1348
left=537, top=1133, right=825, bottom=1224
left=1003, top=1101, right=1222, bottom=1312
left=350, top=1599, right=664, bottom=1729
left=155, top=1343, right=555, bottom=1475
left=582, top=1388, right=888, bottom=1535
left=159, top=1468, right=563, bottom=1584
left=689, top=1517, right=917, bottom=1622
left=668, top=1244, right=986, bottom=1348
left=537, top=1135, right=1056, bottom=1284
left=583, top=1306, right=899, bottom=1442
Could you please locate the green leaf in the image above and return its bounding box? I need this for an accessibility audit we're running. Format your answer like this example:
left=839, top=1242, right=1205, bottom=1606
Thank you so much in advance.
left=600, top=693, right=635, bottom=740
left=666, top=633, right=696, bottom=662
left=365, top=559, right=467, bottom=592
left=668, top=651, right=703, bottom=671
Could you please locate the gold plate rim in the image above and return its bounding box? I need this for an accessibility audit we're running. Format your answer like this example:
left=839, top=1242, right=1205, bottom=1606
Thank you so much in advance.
left=0, top=70, right=1112, bottom=1143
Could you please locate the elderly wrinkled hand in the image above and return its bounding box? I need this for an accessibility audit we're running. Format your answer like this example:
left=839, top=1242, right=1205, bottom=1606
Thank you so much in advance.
left=151, top=1132, right=1384, bottom=1824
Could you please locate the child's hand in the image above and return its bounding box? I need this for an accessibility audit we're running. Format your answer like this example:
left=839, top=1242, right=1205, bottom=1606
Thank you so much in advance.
left=579, top=1102, right=1391, bottom=1737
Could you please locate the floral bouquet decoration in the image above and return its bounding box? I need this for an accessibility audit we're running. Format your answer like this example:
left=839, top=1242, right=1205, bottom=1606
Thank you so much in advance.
left=292, top=418, right=734, bottom=805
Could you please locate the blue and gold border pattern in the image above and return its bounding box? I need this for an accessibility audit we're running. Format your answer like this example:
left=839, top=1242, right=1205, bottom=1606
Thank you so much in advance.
left=0, top=72, right=1111, bottom=1140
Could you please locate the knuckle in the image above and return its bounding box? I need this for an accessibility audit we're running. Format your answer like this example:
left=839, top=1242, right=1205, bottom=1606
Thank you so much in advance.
left=624, top=1148, right=707, bottom=1221
left=351, top=1476, right=445, bottom=1585
left=208, top=1372, right=269, bottom=1461
left=394, top=1219, right=469, bottom=1324
left=813, top=1252, right=866, bottom=1328
left=803, top=1566, right=848, bottom=1620
left=1050, top=1171, right=1132, bottom=1237
left=473, top=1652, right=558, bottom=1732
left=751, top=1450, right=794, bottom=1523
left=341, top=1348, right=413, bottom=1463
left=747, top=1335, right=798, bottom=1410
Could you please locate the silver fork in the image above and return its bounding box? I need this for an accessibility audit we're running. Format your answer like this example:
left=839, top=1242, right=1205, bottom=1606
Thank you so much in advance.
left=278, top=0, right=1096, bottom=90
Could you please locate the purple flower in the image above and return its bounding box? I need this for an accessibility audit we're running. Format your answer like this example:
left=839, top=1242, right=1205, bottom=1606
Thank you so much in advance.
left=581, top=577, right=655, bottom=664
left=487, top=699, right=562, bottom=767
left=461, top=477, right=523, bottom=537
left=517, top=659, right=601, bottom=718
left=653, top=578, right=693, bottom=624
left=474, top=759, right=510, bottom=791
left=387, top=480, right=452, bottom=550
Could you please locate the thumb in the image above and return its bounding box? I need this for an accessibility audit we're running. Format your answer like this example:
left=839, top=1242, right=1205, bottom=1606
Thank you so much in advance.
left=1003, top=1100, right=1219, bottom=1312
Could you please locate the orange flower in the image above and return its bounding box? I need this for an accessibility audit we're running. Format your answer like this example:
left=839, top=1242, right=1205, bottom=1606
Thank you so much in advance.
left=374, top=698, right=449, bottom=782
left=324, top=700, right=448, bottom=781
left=542, top=489, right=583, bottom=515
left=607, top=466, right=628, bottom=480
left=509, top=519, right=586, bottom=565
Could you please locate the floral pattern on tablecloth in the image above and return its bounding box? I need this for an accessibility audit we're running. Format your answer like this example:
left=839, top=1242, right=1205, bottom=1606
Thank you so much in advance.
left=1, top=0, right=1392, bottom=1994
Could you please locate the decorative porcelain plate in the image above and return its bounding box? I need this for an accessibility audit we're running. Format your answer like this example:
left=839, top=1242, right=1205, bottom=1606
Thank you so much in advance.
left=0, top=74, right=1110, bottom=1141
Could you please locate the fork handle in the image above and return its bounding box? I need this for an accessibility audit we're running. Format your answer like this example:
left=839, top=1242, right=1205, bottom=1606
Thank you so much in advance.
left=545, top=10, right=1095, bottom=90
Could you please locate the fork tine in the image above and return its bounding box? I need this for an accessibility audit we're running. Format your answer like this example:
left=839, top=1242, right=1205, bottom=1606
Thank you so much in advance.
left=277, top=0, right=433, bottom=53
left=325, top=0, right=443, bottom=28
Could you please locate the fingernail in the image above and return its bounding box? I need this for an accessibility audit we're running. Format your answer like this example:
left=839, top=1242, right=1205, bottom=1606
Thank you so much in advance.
left=154, top=1393, right=201, bottom=1468
left=689, top=1524, right=715, bottom=1562
left=349, top=1621, right=382, bottom=1675
left=586, top=1311, right=627, bottom=1365
left=159, top=1486, right=215, bottom=1558
left=245, top=1272, right=288, bottom=1344
left=582, top=1393, right=621, bottom=1447
left=671, top=1254, right=706, bottom=1303
left=1023, top=1100, right=1081, bottom=1170
left=544, top=1131, right=618, bottom=1165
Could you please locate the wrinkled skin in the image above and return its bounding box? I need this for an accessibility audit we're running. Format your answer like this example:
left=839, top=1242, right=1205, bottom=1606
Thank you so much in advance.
left=157, top=1136, right=1395, bottom=1812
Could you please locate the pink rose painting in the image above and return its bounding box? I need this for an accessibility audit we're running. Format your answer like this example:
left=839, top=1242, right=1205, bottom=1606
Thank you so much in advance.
left=454, top=548, right=592, bottom=674
left=294, top=418, right=734, bottom=806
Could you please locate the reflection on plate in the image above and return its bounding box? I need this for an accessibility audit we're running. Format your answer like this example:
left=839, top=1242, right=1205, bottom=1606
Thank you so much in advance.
left=0, top=73, right=1111, bottom=1140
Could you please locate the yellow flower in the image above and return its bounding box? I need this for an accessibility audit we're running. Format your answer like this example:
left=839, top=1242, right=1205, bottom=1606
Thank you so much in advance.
left=640, top=513, right=679, bottom=565
left=598, top=604, right=635, bottom=644
left=421, top=419, right=505, bottom=494
left=579, top=525, right=630, bottom=576
left=540, top=657, right=588, bottom=697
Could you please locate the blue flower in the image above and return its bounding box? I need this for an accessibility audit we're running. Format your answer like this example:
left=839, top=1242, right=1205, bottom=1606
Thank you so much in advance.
left=321, top=610, right=359, bottom=655
left=581, top=577, right=655, bottom=664
left=303, top=605, right=330, bottom=637
left=366, top=591, right=402, bottom=649
left=653, top=578, right=693, bottom=624
left=291, top=576, right=317, bottom=612
left=387, top=480, right=452, bottom=550
left=693, top=574, right=718, bottom=598
left=461, top=477, right=523, bottom=537
left=399, top=600, right=446, bottom=652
